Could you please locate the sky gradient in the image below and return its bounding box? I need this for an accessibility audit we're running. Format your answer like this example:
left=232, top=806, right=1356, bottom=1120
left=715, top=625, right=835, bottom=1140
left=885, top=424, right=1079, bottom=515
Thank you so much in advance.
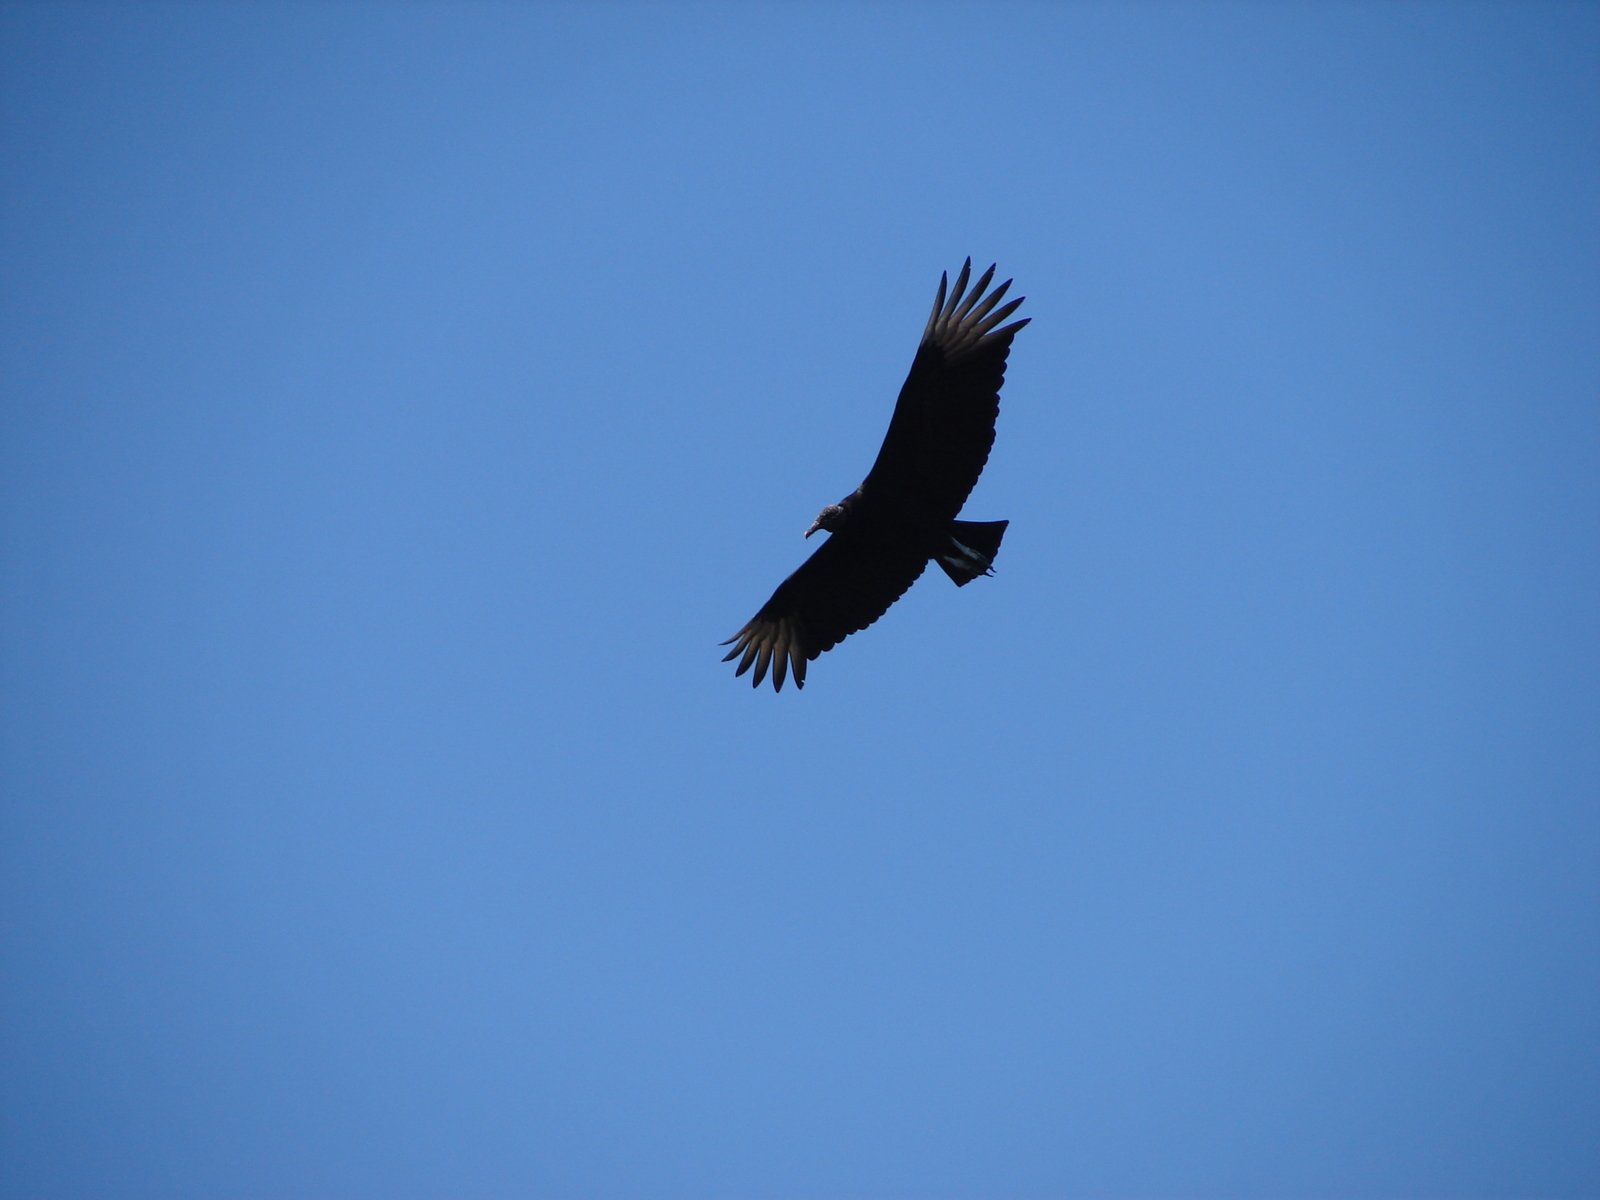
left=3, top=3, right=1598, bottom=1196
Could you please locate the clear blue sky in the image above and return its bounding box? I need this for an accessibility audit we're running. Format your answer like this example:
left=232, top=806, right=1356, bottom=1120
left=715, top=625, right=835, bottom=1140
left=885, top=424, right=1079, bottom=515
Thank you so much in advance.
left=3, top=3, right=1597, bottom=1196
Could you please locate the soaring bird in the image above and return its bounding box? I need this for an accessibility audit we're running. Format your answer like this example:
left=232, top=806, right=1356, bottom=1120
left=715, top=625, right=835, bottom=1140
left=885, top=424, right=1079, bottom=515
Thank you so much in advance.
left=722, top=259, right=1027, bottom=691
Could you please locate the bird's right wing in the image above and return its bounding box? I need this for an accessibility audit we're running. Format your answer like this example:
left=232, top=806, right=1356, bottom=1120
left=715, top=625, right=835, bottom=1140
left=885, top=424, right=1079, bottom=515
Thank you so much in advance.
left=721, top=532, right=930, bottom=691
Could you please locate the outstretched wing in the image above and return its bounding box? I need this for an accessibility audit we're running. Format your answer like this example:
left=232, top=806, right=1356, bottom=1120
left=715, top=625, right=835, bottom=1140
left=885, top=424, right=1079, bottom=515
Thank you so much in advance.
left=864, top=259, right=1029, bottom=521
left=721, top=531, right=929, bottom=691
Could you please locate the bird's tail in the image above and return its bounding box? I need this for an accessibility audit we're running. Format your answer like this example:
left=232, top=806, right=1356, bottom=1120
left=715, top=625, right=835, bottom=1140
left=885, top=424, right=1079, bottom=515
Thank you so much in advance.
left=936, top=519, right=1008, bottom=586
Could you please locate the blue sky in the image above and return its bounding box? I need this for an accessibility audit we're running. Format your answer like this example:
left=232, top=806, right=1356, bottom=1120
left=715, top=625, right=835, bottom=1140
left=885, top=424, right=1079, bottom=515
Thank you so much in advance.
left=3, top=3, right=1597, bottom=1196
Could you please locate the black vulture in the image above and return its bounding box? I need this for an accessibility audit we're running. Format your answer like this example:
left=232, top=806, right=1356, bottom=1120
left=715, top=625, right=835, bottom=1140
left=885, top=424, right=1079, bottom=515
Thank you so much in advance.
left=722, top=259, right=1028, bottom=691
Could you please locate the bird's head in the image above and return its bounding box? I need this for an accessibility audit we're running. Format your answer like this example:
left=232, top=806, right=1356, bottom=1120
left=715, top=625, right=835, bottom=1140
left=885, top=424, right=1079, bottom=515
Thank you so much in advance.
left=805, top=503, right=847, bottom=538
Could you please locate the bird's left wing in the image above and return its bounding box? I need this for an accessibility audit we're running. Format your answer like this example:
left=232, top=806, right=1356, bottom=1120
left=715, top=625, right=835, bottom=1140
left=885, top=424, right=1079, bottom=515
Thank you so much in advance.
left=863, top=260, right=1028, bottom=521
left=721, top=532, right=929, bottom=691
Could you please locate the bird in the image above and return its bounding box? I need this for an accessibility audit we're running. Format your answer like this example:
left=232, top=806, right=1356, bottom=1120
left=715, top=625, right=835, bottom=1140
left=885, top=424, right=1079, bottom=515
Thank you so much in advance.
left=721, top=259, right=1028, bottom=691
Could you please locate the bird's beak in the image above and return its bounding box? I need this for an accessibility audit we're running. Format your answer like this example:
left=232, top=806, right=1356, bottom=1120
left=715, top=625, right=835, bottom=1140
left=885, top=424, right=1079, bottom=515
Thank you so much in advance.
left=804, top=521, right=821, bottom=539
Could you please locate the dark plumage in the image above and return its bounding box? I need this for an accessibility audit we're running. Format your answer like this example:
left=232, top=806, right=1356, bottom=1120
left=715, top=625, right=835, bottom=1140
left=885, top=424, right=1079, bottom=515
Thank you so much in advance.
left=722, top=259, right=1028, bottom=691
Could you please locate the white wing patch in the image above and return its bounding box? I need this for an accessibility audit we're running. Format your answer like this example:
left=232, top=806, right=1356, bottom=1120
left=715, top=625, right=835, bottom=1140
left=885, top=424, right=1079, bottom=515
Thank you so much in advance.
left=939, top=536, right=993, bottom=576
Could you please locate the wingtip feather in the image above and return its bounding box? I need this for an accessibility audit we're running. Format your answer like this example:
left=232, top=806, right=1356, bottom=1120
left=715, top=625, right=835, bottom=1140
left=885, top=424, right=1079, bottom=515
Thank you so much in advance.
left=991, top=315, right=1031, bottom=341
left=923, top=270, right=951, bottom=341
left=734, top=639, right=759, bottom=677
left=965, top=277, right=1012, bottom=325
left=974, top=295, right=1027, bottom=338
left=953, top=263, right=998, bottom=321
left=947, top=259, right=973, bottom=317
